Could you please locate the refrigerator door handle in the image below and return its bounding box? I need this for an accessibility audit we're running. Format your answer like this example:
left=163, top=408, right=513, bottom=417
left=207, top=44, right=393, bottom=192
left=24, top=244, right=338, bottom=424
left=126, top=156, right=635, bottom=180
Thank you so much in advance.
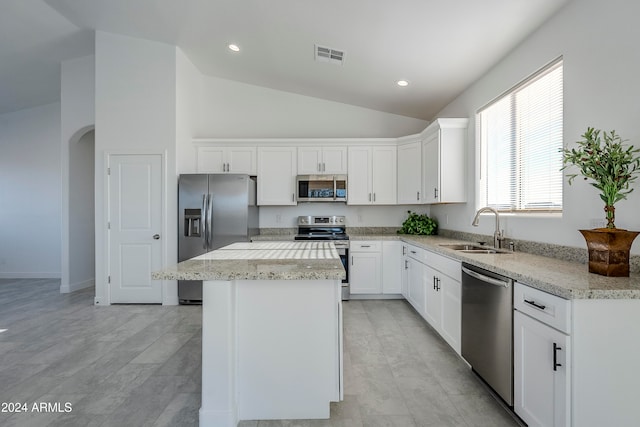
left=207, top=193, right=214, bottom=250
left=202, top=194, right=208, bottom=249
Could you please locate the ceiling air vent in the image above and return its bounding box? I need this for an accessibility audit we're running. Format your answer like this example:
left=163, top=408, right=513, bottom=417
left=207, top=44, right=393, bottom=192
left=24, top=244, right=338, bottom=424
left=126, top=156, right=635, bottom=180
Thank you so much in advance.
left=315, top=45, right=345, bottom=65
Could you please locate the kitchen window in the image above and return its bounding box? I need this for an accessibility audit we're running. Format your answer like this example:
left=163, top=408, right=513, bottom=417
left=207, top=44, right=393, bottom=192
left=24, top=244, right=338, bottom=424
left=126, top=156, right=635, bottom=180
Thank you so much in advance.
left=478, top=57, right=563, bottom=213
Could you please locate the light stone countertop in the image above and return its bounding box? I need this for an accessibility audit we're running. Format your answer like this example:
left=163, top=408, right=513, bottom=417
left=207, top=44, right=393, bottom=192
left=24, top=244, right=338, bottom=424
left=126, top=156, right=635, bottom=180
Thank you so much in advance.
left=249, top=233, right=640, bottom=299
left=152, top=241, right=345, bottom=281
left=355, top=234, right=640, bottom=300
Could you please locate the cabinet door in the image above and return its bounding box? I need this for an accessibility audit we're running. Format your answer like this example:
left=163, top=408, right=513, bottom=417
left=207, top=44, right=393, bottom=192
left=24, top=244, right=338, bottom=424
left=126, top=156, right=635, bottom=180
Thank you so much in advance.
left=371, top=146, right=397, bottom=204
left=257, top=147, right=297, bottom=205
left=382, top=241, right=402, bottom=294
left=350, top=251, right=382, bottom=294
left=423, top=266, right=442, bottom=328
left=514, top=311, right=569, bottom=427
left=347, top=146, right=372, bottom=205
left=406, top=257, right=425, bottom=315
left=297, top=147, right=323, bottom=174
left=322, top=146, right=348, bottom=174
left=397, top=142, right=422, bottom=204
left=227, top=147, right=257, bottom=174
left=401, top=246, right=409, bottom=298
left=422, top=132, right=440, bottom=203
left=440, top=275, right=461, bottom=355
left=197, top=147, right=225, bottom=173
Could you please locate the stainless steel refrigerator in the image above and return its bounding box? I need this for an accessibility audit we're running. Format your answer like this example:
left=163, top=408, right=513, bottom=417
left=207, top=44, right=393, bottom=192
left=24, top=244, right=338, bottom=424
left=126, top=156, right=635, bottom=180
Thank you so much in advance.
left=178, top=174, right=259, bottom=304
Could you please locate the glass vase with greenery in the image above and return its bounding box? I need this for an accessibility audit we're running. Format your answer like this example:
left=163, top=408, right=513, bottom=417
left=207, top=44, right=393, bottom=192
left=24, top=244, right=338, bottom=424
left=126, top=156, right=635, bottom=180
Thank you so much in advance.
left=562, top=127, right=640, bottom=229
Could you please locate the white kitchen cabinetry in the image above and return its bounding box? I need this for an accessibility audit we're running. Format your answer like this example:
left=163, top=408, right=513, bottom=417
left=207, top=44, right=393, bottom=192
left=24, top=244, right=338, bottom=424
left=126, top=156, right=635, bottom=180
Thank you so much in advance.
left=397, top=139, right=422, bottom=204
left=298, top=146, right=347, bottom=174
left=382, top=241, right=402, bottom=294
left=257, top=147, right=297, bottom=205
left=404, top=243, right=461, bottom=354
left=350, top=240, right=402, bottom=296
left=514, top=283, right=571, bottom=427
left=347, top=146, right=397, bottom=205
left=422, top=251, right=461, bottom=354
left=349, top=241, right=382, bottom=294
left=421, top=118, right=468, bottom=204
left=197, top=146, right=257, bottom=174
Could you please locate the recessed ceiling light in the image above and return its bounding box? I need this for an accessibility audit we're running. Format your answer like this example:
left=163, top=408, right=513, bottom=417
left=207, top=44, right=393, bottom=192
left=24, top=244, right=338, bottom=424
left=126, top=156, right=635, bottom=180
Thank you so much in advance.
left=228, top=44, right=240, bottom=52
left=397, top=80, right=409, bottom=87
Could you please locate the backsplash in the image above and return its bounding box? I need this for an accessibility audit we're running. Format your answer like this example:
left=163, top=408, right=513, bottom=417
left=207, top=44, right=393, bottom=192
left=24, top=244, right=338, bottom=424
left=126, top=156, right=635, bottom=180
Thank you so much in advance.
left=256, top=227, right=639, bottom=273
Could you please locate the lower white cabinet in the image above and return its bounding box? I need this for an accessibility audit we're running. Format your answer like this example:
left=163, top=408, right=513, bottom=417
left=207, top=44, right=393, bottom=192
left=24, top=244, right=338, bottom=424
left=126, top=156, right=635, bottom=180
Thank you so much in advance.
left=350, top=240, right=403, bottom=295
left=406, top=256, right=425, bottom=313
left=382, top=241, right=402, bottom=294
left=403, top=243, right=461, bottom=355
left=350, top=241, right=382, bottom=294
left=514, top=310, right=569, bottom=427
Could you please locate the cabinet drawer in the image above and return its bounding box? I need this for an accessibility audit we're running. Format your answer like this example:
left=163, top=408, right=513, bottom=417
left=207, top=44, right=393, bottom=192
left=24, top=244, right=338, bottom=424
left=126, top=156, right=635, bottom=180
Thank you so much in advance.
left=406, top=245, right=428, bottom=264
left=350, top=241, right=381, bottom=252
left=514, top=282, right=571, bottom=334
left=429, top=252, right=461, bottom=282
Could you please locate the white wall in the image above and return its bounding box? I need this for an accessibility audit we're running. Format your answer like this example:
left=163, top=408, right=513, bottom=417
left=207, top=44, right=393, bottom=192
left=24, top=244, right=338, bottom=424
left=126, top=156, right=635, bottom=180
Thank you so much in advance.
left=0, top=103, right=61, bottom=277
left=94, top=31, right=178, bottom=304
left=68, top=130, right=95, bottom=289
left=176, top=49, right=203, bottom=174
left=431, top=0, right=640, bottom=254
left=195, top=75, right=428, bottom=140
left=61, top=54, right=95, bottom=292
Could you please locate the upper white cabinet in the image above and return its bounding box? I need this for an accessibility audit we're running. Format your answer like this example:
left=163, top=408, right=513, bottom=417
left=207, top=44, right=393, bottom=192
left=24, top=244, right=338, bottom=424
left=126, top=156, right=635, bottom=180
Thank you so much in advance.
left=347, top=145, right=397, bottom=205
left=298, top=146, right=347, bottom=174
left=197, top=146, right=257, bottom=174
left=257, top=147, right=297, bottom=205
left=421, top=118, right=468, bottom=204
left=397, top=139, right=422, bottom=204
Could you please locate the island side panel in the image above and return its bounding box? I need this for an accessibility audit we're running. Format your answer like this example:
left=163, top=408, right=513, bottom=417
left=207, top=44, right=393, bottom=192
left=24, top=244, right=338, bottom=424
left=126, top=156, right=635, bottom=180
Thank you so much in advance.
left=199, top=280, right=238, bottom=427
left=236, top=279, right=342, bottom=421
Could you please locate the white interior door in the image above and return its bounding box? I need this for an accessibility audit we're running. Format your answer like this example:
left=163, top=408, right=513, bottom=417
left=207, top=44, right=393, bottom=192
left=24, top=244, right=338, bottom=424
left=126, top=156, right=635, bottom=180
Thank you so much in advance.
left=108, top=153, right=163, bottom=303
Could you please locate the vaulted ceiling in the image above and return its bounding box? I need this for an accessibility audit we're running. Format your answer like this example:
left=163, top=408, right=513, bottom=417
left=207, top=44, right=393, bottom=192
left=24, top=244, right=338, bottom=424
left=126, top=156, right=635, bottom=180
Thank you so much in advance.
left=1, top=0, right=570, bottom=119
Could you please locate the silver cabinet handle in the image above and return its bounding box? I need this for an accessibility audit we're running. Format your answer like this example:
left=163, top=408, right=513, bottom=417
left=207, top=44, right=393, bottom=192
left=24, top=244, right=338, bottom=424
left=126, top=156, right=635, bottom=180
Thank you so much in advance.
left=417, top=191, right=420, bottom=201
left=318, top=163, right=321, bottom=172
left=434, top=188, right=438, bottom=199
left=153, top=234, right=160, bottom=240
left=373, top=193, right=376, bottom=202
left=368, top=193, right=372, bottom=202
left=226, top=162, right=230, bottom=172
left=223, top=163, right=227, bottom=172
left=292, top=193, right=295, bottom=202
left=323, top=162, right=326, bottom=172
left=360, top=245, right=371, bottom=248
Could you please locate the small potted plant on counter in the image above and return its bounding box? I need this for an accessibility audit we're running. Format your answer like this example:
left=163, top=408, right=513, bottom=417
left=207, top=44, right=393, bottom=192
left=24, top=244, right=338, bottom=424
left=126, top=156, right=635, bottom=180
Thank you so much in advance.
left=562, top=127, right=640, bottom=276
left=397, top=211, right=438, bottom=235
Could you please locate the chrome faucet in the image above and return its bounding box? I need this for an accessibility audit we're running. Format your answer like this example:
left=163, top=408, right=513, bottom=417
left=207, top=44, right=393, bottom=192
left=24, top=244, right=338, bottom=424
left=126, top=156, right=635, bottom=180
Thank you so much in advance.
left=472, top=207, right=504, bottom=249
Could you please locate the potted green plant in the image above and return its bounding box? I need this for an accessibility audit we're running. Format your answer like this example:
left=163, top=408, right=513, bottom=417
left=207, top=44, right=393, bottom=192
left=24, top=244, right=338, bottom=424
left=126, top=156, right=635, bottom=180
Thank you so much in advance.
left=397, top=211, right=437, bottom=235
left=562, top=127, right=640, bottom=276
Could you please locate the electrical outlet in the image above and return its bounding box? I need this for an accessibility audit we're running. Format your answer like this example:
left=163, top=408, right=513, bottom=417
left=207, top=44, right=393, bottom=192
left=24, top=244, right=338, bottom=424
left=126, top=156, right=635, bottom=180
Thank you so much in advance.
left=275, top=214, right=282, bottom=223
left=590, top=218, right=606, bottom=228
left=357, top=214, right=363, bottom=222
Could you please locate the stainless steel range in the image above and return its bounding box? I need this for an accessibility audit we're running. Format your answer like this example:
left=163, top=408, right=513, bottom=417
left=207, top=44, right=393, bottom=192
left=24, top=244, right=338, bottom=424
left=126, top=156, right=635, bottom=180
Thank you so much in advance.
left=294, top=216, right=350, bottom=300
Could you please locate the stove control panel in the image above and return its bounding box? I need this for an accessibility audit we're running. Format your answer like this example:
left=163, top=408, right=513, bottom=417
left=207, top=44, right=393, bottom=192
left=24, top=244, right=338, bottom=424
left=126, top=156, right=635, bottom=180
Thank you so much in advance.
left=298, top=215, right=346, bottom=226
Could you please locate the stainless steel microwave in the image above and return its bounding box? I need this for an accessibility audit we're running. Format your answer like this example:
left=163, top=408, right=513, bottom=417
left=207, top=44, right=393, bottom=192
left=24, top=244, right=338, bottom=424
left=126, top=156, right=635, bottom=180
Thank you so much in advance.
left=296, top=175, right=347, bottom=202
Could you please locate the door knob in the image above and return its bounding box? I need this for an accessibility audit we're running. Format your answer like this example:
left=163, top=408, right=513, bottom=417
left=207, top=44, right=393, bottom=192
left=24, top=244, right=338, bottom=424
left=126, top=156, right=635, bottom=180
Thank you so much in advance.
left=153, top=234, right=160, bottom=240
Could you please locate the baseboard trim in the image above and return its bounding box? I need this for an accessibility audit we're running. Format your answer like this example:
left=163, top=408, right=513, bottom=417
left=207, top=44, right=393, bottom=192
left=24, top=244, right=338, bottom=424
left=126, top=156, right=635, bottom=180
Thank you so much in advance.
left=60, top=278, right=94, bottom=293
left=0, top=272, right=61, bottom=279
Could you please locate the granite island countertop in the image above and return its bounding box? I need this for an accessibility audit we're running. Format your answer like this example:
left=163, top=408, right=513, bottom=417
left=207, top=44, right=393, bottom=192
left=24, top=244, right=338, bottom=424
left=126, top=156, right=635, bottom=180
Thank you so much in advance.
left=152, top=241, right=345, bottom=281
left=252, top=233, right=640, bottom=299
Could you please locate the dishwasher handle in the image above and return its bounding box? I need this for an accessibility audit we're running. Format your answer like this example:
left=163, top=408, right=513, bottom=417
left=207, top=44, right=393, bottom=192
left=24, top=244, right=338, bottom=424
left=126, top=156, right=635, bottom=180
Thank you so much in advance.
left=462, top=266, right=511, bottom=288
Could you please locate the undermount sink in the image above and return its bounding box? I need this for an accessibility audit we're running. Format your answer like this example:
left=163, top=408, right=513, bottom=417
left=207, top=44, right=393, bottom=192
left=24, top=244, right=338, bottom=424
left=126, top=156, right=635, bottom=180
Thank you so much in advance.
left=439, top=243, right=511, bottom=254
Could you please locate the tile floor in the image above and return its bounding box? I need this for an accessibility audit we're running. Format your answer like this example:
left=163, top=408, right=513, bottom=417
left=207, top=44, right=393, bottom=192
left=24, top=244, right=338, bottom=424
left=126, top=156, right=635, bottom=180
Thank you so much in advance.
left=0, top=279, right=520, bottom=426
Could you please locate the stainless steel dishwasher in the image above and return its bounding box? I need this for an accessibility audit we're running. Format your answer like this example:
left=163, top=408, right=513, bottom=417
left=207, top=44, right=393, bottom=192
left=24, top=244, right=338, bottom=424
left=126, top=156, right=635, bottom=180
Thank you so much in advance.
left=461, top=262, right=514, bottom=406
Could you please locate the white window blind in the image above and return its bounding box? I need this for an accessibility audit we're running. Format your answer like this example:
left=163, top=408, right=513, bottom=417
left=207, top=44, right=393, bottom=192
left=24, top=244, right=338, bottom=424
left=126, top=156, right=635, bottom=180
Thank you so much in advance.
left=478, top=58, right=563, bottom=212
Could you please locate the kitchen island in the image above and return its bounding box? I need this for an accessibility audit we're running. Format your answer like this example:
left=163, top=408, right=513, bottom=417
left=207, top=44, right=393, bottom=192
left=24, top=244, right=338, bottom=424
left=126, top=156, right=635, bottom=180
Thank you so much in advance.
left=153, top=241, right=345, bottom=427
